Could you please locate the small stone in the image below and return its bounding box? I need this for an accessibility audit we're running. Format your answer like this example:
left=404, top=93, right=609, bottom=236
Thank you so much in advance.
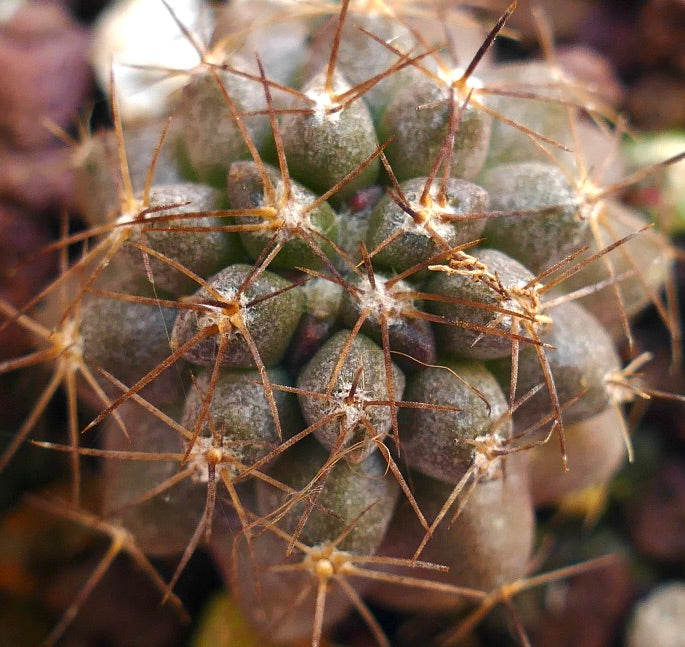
left=627, top=582, right=685, bottom=647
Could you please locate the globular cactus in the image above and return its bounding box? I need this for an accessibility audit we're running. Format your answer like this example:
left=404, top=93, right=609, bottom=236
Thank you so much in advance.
left=2, top=1, right=684, bottom=645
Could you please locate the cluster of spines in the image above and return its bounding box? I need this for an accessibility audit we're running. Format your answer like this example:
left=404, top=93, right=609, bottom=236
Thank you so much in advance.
left=1, top=1, right=684, bottom=646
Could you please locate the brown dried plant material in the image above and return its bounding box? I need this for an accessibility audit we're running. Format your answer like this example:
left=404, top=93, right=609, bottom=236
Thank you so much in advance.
left=0, top=0, right=92, bottom=151
left=529, top=556, right=635, bottom=647
left=626, top=459, right=685, bottom=563
left=0, top=1, right=93, bottom=213
left=555, top=45, right=624, bottom=109
left=0, top=146, right=77, bottom=212
left=42, top=552, right=185, bottom=647
left=489, top=0, right=596, bottom=41
left=639, top=0, right=685, bottom=73
left=628, top=74, right=685, bottom=130
left=0, top=2, right=681, bottom=646
left=0, top=202, right=55, bottom=359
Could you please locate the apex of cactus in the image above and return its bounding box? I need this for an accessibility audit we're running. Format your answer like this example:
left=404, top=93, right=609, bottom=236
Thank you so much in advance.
left=4, top=1, right=684, bottom=646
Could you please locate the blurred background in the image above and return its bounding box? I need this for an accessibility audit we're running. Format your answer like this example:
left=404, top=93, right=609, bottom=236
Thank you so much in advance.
left=0, top=1, right=683, bottom=646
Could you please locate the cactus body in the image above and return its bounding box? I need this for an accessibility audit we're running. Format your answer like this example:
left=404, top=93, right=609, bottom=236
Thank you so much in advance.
left=9, top=2, right=682, bottom=646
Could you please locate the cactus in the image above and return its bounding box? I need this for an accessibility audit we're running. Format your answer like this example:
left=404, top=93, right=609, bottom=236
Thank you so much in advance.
left=2, top=1, right=684, bottom=645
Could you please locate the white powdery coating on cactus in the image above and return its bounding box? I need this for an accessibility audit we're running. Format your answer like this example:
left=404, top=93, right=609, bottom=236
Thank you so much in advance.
left=331, top=380, right=371, bottom=433
left=187, top=436, right=242, bottom=483
left=196, top=304, right=226, bottom=332
left=186, top=435, right=214, bottom=484
left=305, top=88, right=342, bottom=124
left=278, top=196, right=315, bottom=236
left=498, top=277, right=542, bottom=330
left=471, top=433, right=507, bottom=480
left=245, top=177, right=321, bottom=248
left=115, top=206, right=144, bottom=227
left=436, top=67, right=484, bottom=90
left=356, top=274, right=412, bottom=326
left=196, top=289, right=253, bottom=331
left=405, top=194, right=461, bottom=241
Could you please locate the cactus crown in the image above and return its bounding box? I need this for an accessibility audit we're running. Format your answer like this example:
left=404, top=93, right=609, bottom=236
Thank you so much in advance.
left=2, top=0, right=684, bottom=645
